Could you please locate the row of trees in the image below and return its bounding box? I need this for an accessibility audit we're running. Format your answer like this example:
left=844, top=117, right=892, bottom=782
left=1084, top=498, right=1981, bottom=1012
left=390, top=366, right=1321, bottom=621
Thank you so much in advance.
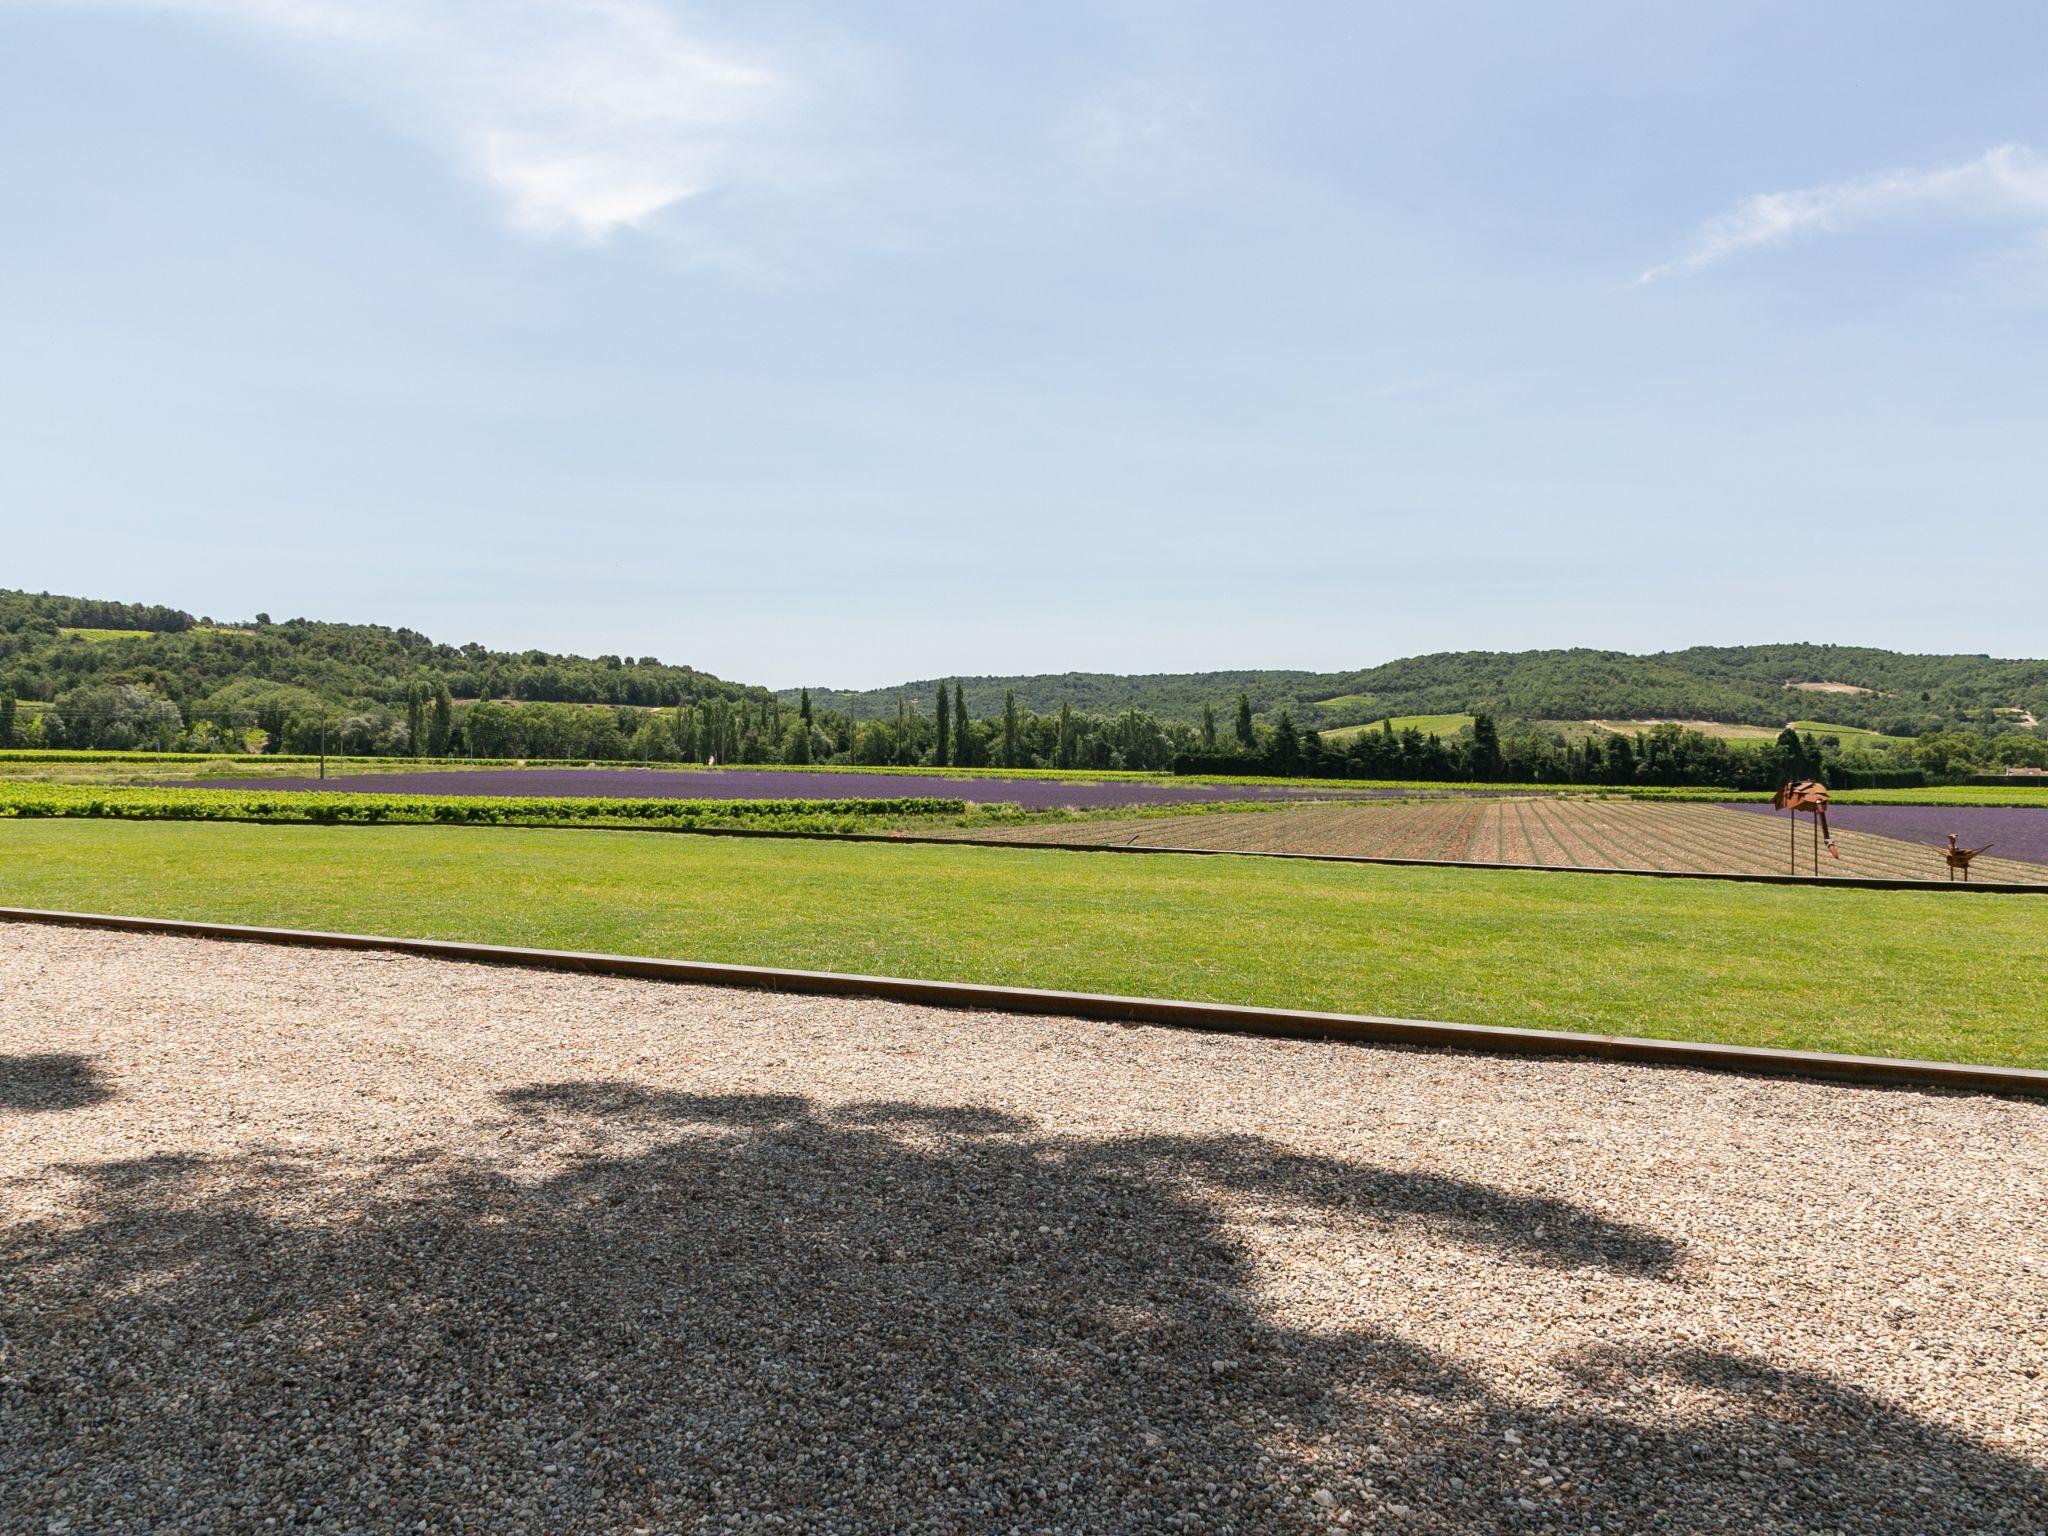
left=9, top=670, right=2046, bottom=787
left=1179, top=710, right=2048, bottom=788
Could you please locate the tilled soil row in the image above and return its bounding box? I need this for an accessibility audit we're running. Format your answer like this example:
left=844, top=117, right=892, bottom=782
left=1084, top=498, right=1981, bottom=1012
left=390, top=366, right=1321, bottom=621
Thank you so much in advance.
left=958, top=799, right=2048, bottom=883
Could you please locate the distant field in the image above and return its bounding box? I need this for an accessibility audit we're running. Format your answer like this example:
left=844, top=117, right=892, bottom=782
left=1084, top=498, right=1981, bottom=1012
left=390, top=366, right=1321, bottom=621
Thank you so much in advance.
left=174, top=765, right=1408, bottom=810
left=1587, top=718, right=1781, bottom=741
left=960, top=798, right=2048, bottom=885
left=1309, top=693, right=1378, bottom=715
left=1321, top=713, right=1476, bottom=743
left=1789, top=720, right=1897, bottom=743
left=6, top=818, right=2048, bottom=1067
left=55, top=626, right=152, bottom=642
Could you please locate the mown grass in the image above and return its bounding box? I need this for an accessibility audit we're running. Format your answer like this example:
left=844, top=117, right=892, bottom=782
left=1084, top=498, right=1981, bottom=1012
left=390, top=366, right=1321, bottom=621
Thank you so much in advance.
left=3, top=819, right=2043, bottom=1069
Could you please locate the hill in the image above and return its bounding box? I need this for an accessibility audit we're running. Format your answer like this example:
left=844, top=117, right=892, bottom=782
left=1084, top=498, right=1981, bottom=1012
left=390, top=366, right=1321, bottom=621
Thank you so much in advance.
left=0, top=588, right=766, bottom=739
left=792, top=644, right=2048, bottom=737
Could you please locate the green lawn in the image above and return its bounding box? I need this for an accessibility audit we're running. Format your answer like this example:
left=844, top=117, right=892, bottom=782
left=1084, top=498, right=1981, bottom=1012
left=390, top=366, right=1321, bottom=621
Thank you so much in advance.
left=4, top=819, right=2044, bottom=1069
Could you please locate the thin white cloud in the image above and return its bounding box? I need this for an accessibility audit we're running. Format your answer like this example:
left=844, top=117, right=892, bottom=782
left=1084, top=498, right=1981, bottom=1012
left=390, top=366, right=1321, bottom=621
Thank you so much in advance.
left=55, top=0, right=794, bottom=240
left=1639, top=144, right=2048, bottom=283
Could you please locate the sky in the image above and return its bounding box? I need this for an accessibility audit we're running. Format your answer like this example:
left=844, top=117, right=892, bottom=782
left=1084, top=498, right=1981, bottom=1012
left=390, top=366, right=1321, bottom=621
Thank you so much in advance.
left=3, top=2, right=2045, bottom=689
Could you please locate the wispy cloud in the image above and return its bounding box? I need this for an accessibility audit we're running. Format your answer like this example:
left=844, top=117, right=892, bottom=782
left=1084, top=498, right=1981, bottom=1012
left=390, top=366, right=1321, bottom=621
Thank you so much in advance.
left=64, top=0, right=795, bottom=240
left=1639, top=144, right=2048, bottom=283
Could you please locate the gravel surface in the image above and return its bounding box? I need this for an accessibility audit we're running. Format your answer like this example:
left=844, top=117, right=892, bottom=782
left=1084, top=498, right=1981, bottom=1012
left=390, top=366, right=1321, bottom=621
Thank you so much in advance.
left=4, top=923, right=2044, bottom=1534
left=182, top=766, right=1404, bottom=809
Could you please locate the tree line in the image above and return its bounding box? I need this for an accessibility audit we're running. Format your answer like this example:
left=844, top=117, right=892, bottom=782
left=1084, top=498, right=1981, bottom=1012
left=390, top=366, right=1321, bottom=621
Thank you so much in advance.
left=8, top=674, right=2046, bottom=788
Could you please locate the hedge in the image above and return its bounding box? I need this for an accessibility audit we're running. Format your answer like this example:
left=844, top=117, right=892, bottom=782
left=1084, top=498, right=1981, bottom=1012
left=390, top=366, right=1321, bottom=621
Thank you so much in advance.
left=0, top=783, right=964, bottom=832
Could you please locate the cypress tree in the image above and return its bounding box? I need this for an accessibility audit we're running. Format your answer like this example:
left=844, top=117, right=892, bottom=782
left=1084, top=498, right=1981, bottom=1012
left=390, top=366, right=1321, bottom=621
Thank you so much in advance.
left=1234, top=694, right=1255, bottom=751
left=0, top=691, right=14, bottom=750
left=428, top=681, right=453, bottom=757
left=953, top=681, right=970, bottom=767
left=799, top=688, right=813, bottom=727
left=1002, top=689, right=1020, bottom=768
left=1201, top=702, right=1217, bottom=750
left=405, top=683, right=425, bottom=757
left=1057, top=701, right=1075, bottom=769
left=935, top=681, right=951, bottom=767
left=1272, top=710, right=1301, bottom=767
left=1470, top=712, right=1502, bottom=781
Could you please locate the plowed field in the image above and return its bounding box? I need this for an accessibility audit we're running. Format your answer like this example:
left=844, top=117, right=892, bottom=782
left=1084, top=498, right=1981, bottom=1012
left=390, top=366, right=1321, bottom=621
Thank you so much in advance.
left=957, top=799, right=2048, bottom=883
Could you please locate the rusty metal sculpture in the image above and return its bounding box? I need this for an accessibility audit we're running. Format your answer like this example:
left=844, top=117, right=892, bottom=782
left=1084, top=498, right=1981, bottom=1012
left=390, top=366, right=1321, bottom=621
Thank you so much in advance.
left=1944, top=832, right=1994, bottom=882
left=1773, top=779, right=1839, bottom=875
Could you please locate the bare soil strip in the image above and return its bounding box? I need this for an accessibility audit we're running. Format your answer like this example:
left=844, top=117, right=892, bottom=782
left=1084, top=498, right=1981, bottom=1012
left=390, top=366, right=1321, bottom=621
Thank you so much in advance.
left=4, top=924, right=2043, bottom=1533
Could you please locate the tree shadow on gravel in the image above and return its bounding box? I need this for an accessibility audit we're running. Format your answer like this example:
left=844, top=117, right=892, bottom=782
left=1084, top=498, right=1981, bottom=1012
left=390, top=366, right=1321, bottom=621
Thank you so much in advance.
left=3, top=1085, right=2040, bottom=1534
left=0, top=1052, right=113, bottom=1112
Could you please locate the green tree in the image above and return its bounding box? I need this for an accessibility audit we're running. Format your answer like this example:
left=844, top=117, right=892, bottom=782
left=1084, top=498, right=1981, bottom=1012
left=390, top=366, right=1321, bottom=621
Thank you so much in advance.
left=1001, top=689, right=1020, bottom=768
left=428, top=682, right=454, bottom=757
left=0, top=691, right=14, bottom=749
left=934, top=680, right=951, bottom=767
left=1056, top=701, right=1075, bottom=769
left=405, top=683, right=425, bottom=757
left=1201, top=702, right=1217, bottom=750
left=1469, top=712, right=1502, bottom=780
left=953, top=681, right=970, bottom=767
left=1234, top=694, right=1255, bottom=751
left=1271, top=709, right=1301, bottom=767
left=799, top=688, right=813, bottom=728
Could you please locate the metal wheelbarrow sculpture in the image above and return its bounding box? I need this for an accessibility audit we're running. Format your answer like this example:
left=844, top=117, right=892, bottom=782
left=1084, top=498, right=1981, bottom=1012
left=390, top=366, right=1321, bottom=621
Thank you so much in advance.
left=1943, top=832, right=1994, bottom=882
left=1773, top=779, right=1839, bottom=876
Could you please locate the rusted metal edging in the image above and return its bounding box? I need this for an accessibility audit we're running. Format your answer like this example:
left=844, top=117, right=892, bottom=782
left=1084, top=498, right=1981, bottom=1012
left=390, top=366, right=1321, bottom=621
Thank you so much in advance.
left=5, top=906, right=2043, bottom=1100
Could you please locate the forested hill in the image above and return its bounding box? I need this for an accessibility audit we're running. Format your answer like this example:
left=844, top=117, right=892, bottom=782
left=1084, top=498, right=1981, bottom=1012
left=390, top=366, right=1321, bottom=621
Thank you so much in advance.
left=793, top=644, right=2048, bottom=735
left=8, top=587, right=2044, bottom=745
left=0, top=589, right=766, bottom=717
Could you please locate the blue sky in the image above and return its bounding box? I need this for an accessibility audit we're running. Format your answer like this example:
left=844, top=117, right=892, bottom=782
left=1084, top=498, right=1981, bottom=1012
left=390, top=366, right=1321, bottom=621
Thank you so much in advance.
left=3, top=2, right=2045, bottom=688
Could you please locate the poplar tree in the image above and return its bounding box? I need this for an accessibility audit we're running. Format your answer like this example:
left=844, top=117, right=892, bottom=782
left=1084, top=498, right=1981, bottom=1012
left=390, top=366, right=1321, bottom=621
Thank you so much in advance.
left=953, top=681, right=970, bottom=766
left=935, top=680, right=951, bottom=766
left=1001, top=689, right=1020, bottom=768
left=1201, top=702, right=1217, bottom=750
left=1057, top=701, right=1075, bottom=769
left=1234, top=694, right=1255, bottom=751
left=405, top=683, right=425, bottom=757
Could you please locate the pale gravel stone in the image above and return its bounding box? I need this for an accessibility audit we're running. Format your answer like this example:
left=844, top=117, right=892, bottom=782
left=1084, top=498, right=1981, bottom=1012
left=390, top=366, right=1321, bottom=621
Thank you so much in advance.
left=1, top=921, right=2043, bottom=1534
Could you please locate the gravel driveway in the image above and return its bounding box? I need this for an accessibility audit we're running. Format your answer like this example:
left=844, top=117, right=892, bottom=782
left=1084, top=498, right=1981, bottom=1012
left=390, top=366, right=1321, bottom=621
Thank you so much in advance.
left=3, top=923, right=2043, bottom=1534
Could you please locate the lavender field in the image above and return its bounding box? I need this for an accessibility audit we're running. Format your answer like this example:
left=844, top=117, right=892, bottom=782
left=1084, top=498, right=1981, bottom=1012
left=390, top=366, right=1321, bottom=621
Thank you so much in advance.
left=188, top=766, right=1400, bottom=810
left=1723, top=802, right=2048, bottom=866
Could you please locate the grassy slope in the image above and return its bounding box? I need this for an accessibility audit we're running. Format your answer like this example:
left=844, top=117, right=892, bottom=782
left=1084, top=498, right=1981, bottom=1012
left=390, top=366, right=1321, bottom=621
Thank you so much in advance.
left=3, top=819, right=2043, bottom=1069
left=1321, top=713, right=1477, bottom=743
